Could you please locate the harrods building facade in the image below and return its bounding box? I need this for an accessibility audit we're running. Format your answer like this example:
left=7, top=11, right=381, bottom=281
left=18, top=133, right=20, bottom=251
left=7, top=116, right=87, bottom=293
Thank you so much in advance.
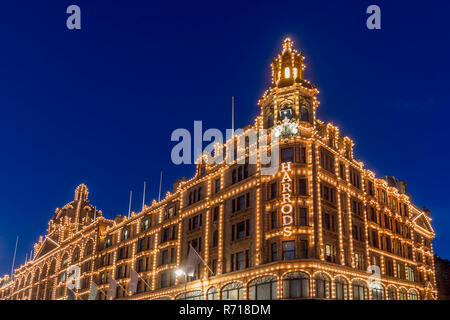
left=0, top=38, right=437, bottom=300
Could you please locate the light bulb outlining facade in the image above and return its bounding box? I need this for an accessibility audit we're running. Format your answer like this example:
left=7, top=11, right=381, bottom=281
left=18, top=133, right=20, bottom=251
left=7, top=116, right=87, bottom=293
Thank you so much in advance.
left=0, top=38, right=437, bottom=301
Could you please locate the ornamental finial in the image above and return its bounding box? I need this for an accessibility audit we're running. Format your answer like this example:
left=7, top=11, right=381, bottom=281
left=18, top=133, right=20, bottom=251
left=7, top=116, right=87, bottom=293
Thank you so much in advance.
left=282, top=37, right=293, bottom=51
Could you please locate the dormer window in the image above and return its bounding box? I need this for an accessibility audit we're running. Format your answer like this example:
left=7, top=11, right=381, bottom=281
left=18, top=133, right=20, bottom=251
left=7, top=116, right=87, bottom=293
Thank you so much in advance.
left=284, top=67, right=290, bottom=78
left=279, top=108, right=293, bottom=120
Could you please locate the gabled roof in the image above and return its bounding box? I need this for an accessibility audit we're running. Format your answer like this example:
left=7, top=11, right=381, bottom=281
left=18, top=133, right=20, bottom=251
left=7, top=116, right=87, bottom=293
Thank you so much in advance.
left=412, top=212, right=434, bottom=234
left=34, top=236, right=60, bottom=260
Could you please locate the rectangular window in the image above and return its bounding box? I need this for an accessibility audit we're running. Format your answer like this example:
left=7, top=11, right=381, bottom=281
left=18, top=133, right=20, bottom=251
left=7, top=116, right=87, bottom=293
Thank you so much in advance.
left=271, top=243, right=278, bottom=261
left=161, top=250, right=169, bottom=265
left=339, top=163, right=346, bottom=180
left=355, top=253, right=363, bottom=270
left=236, top=251, right=245, bottom=270
left=323, top=213, right=330, bottom=230
left=299, top=240, right=308, bottom=258
left=137, top=258, right=143, bottom=273
left=270, top=182, right=277, bottom=199
left=298, top=207, right=307, bottom=226
left=295, top=146, right=307, bottom=163
left=281, top=148, right=294, bottom=163
left=215, top=179, right=220, bottom=193
left=236, top=221, right=246, bottom=240
left=320, top=148, right=335, bottom=172
left=213, top=206, right=219, bottom=221
left=297, top=179, right=307, bottom=195
left=231, top=164, right=249, bottom=185
left=237, top=195, right=245, bottom=211
left=282, top=241, right=295, bottom=260
left=270, top=211, right=277, bottom=229
left=372, top=230, right=379, bottom=248
left=368, top=181, right=374, bottom=196
left=349, top=168, right=361, bottom=189
left=321, top=184, right=336, bottom=203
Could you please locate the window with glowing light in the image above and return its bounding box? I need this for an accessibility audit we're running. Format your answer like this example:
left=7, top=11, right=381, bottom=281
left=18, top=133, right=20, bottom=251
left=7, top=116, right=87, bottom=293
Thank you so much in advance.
left=248, top=276, right=278, bottom=300
left=315, top=273, right=330, bottom=298
left=221, top=282, right=244, bottom=300
left=352, top=280, right=366, bottom=300
left=207, top=286, right=218, bottom=300
left=283, top=272, right=310, bottom=298
left=334, top=277, right=348, bottom=300
left=371, top=284, right=385, bottom=300
left=387, top=286, right=396, bottom=300
left=279, top=107, right=293, bottom=120
left=399, top=288, right=407, bottom=300
left=284, top=67, right=290, bottom=78
left=408, top=289, right=418, bottom=300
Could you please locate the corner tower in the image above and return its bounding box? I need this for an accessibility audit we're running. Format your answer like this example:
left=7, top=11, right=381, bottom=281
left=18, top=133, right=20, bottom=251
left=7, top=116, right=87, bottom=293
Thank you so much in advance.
left=259, top=37, right=319, bottom=130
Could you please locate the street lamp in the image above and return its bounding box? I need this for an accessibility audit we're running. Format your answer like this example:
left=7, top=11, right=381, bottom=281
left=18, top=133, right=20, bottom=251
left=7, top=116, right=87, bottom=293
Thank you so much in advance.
left=174, top=268, right=187, bottom=298
left=175, top=269, right=185, bottom=277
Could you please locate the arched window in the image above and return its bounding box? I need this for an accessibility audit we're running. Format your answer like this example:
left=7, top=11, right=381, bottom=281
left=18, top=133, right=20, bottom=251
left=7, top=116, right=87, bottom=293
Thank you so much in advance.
left=371, top=283, right=385, bottom=300
left=387, top=286, right=396, bottom=300
left=408, top=289, right=418, bottom=300
left=61, top=253, right=69, bottom=269
left=314, top=273, right=330, bottom=298
left=399, top=288, right=407, bottom=300
left=284, top=67, right=290, bottom=78
left=279, top=107, right=293, bottom=120
left=72, top=247, right=80, bottom=263
left=248, top=276, right=278, bottom=300
left=85, top=240, right=93, bottom=256
left=300, top=107, right=309, bottom=122
left=26, top=273, right=32, bottom=286
left=334, top=276, right=348, bottom=300
left=207, top=287, right=218, bottom=300
left=352, top=280, right=367, bottom=300
left=175, top=290, right=204, bottom=300
left=283, top=272, right=310, bottom=299
left=221, top=282, right=244, bottom=300
left=293, top=68, right=298, bottom=79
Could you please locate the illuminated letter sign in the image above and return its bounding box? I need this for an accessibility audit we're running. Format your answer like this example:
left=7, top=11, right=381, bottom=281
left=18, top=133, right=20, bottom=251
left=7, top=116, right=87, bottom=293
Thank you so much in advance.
left=281, top=162, right=293, bottom=236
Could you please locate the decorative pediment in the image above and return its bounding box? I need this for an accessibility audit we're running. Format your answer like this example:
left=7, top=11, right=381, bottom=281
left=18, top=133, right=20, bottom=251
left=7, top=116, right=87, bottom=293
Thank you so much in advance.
left=34, top=237, right=60, bottom=260
left=413, top=213, right=434, bottom=234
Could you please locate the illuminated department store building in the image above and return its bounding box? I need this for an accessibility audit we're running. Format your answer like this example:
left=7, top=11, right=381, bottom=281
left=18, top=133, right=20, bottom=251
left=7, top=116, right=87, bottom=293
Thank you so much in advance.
left=0, top=38, right=437, bottom=300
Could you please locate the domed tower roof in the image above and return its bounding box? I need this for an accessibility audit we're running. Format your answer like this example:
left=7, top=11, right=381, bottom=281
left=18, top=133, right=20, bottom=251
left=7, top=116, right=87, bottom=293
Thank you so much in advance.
left=271, top=37, right=305, bottom=88
left=74, top=183, right=89, bottom=201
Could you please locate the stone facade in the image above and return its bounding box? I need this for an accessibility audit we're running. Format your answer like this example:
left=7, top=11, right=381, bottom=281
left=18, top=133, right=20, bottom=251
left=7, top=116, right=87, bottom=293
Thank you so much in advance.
left=0, top=38, right=437, bottom=300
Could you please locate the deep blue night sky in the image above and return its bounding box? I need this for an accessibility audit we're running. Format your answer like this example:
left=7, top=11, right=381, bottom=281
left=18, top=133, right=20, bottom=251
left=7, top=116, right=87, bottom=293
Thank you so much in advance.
left=0, top=0, right=449, bottom=276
